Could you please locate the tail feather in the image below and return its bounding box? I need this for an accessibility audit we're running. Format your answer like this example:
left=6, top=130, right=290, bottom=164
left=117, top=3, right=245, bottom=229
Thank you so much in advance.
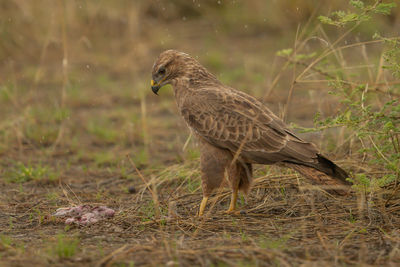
left=283, top=155, right=351, bottom=195
left=314, top=154, right=350, bottom=185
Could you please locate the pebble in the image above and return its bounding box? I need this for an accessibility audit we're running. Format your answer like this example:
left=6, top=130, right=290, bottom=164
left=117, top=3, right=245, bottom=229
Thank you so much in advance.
left=128, top=186, right=137, bottom=194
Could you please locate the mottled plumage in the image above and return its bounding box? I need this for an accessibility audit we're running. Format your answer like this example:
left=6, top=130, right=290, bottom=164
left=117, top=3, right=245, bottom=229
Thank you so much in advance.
left=151, top=50, right=350, bottom=216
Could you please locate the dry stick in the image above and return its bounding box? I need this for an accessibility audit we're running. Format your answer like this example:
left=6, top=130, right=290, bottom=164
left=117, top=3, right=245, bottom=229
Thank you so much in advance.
left=140, top=91, right=150, bottom=160
left=361, top=40, right=384, bottom=109
left=59, top=179, right=81, bottom=206
left=28, top=7, right=55, bottom=100
left=11, top=5, right=55, bottom=157
left=65, top=182, right=82, bottom=204
left=296, top=79, right=400, bottom=97
left=368, top=135, right=391, bottom=165
left=313, top=64, right=376, bottom=72
left=376, top=47, right=399, bottom=118
left=264, top=54, right=279, bottom=97
left=296, top=0, right=375, bottom=83
left=297, top=4, right=321, bottom=47
left=126, top=154, right=160, bottom=219
left=182, top=132, right=192, bottom=151
left=7, top=61, right=20, bottom=109
left=360, top=40, right=374, bottom=84
left=384, top=184, right=400, bottom=206
left=375, top=53, right=385, bottom=86
left=263, top=60, right=291, bottom=101
left=13, top=124, right=23, bottom=156
left=288, top=32, right=399, bottom=160
left=282, top=25, right=300, bottom=122
left=52, top=0, right=69, bottom=150
left=269, top=24, right=393, bottom=102
left=318, top=25, right=353, bottom=155
left=297, top=39, right=386, bottom=83
left=288, top=59, right=335, bottom=80
left=319, top=25, right=349, bottom=80
left=97, top=244, right=128, bottom=267
left=263, top=20, right=320, bottom=101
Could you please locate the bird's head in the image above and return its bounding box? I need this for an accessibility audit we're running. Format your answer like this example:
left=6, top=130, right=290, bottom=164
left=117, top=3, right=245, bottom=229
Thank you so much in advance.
left=150, top=50, right=190, bottom=95
left=151, top=50, right=220, bottom=94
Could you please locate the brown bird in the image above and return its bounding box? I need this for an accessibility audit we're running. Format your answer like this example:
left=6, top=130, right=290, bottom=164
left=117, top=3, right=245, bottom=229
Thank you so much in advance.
left=151, top=50, right=350, bottom=216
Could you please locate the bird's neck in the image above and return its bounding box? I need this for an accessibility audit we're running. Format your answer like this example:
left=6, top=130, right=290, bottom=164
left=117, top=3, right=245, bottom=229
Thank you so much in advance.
left=171, top=69, right=221, bottom=108
left=171, top=78, right=192, bottom=109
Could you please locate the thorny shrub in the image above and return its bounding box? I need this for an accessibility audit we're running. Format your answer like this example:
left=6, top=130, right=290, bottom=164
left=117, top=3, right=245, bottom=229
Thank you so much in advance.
left=281, top=0, right=399, bottom=194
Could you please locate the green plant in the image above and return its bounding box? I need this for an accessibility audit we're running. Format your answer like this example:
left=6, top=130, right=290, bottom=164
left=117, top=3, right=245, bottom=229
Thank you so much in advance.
left=132, top=148, right=148, bottom=167
left=0, top=235, right=13, bottom=250
left=313, top=83, right=400, bottom=192
left=258, top=234, right=291, bottom=250
left=5, top=162, right=57, bottom=183
left=0, top=84, right=14, bottom=103
left=46, top=192, right=59, bottom=202
left=138, top=200, right=164, bottom=221
left=21, top=106, right=70, bottom=146
left=348, top=209, right=357, bottom=223
left=285, top=0, right=399, bottom=194
left=52, top=234, right=79, bottom=259
left=87, top=119, right=119, bottom=144
left=186, top=176, right=201, bottom=193
left=318, top=0, right=396, bottom=27
left=92, top=150, right=119, bottom=167
left=33, top=208, right=45, bottom=224
left=317, top=1, right=399, bottom=192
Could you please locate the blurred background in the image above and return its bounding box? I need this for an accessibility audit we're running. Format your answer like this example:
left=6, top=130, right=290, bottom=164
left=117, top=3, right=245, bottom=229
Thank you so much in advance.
left=1, top=0, right=399, bottom=167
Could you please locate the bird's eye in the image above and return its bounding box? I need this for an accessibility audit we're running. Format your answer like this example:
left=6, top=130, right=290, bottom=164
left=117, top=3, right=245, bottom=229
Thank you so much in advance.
left=158, top=67, right=166, bottom=75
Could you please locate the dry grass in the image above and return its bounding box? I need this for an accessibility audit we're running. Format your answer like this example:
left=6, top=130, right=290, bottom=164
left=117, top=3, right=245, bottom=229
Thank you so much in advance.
left=1, top=1, right=400, bottom=266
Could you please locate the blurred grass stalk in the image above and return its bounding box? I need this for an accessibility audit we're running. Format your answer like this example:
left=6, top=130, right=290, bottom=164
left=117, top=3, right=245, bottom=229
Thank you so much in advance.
left=140, top=89, right=149, bottom=165
left=51, top=0, right=68, bottom=150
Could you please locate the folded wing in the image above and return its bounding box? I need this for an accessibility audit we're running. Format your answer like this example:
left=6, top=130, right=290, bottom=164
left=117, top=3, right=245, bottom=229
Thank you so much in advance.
left=181, top=88, right=320, bottom=165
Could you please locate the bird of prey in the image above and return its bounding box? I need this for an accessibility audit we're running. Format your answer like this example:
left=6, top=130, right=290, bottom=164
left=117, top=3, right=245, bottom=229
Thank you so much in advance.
left=151, top=50, right=350, bottom=216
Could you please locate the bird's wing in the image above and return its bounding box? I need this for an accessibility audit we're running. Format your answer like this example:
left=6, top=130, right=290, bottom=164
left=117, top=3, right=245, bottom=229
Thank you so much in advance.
left=181, top=88, right=319, bottom=164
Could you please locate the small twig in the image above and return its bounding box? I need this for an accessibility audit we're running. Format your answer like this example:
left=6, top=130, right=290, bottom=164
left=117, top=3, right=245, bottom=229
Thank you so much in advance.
left=182, top=132, right=192, bottom=151
left=369, top=135, right=391, bottom=165
left=127, top=154, right=153, bottom=195
left=384, top=184, right=400, bottom=206
left=287, top=58, right=336, bottom=80
left=127, top=154, right=160, bottom=219
left=51, top=0, right=69, bottom=150
left=282, top=24, right=300, bottom=122
left=97, top=244, right=128, bottom=267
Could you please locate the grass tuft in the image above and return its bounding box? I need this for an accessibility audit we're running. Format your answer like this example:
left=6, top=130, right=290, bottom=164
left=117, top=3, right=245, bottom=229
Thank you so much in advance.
left=51, top=234, right=79, bottom=259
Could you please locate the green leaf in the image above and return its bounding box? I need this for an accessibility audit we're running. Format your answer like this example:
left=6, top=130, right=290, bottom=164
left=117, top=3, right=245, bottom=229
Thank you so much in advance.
left=318, top=15, right=336, bottom=26
left=276, top=48, right=293, bottom=57
left=350, top=0, right=365, bottom=9
left=383, top=121, right=395, bottom=132
left=374, top=2, right=397, bottom=15
left=295, top=52, right=317, bottom=61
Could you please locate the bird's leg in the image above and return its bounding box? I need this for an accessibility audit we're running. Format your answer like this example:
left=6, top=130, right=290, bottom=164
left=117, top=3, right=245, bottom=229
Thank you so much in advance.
left=198, top=196, right=209, bottom=216
left=225, top=187, right=238, bottom=213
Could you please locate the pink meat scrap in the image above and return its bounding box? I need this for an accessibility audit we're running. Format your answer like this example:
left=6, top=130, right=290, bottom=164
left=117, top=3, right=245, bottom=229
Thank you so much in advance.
left=53, top=205, right=115, bottom=225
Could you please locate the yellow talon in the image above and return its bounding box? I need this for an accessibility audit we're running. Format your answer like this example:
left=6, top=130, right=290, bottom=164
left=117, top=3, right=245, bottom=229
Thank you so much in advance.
left=225, top=188, right=238, bottom=214
left=151, top=80, right=155, bottom=86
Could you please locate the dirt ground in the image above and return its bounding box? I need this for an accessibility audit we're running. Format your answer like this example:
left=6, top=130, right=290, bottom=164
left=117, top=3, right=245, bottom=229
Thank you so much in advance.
left=1, top=1, right=400, bottom=266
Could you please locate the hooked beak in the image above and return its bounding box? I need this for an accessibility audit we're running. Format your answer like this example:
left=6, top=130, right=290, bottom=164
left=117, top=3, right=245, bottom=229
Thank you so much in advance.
left=151, top=79, right=161, bottom=95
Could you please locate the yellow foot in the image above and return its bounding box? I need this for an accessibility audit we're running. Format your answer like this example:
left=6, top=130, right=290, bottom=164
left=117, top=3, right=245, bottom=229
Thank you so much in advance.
left=224, top=208, right=243, bottom=215
left=224, top=207, right=236, bottom=214
left=198, top=196, right=208, bottom=216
